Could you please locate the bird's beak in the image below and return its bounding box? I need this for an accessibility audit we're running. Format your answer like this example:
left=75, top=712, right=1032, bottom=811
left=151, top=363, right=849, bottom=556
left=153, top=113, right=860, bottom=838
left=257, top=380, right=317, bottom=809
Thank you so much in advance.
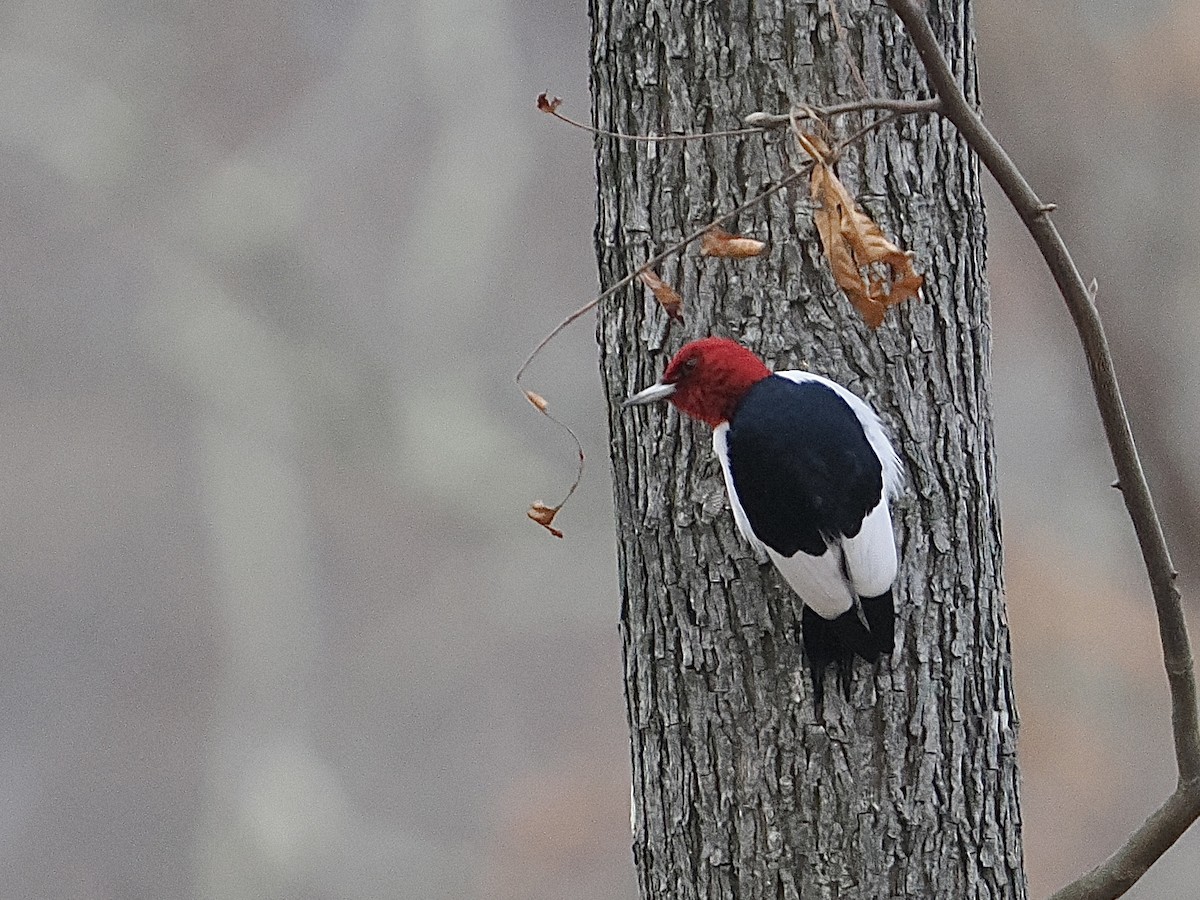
left=622, top=381, right=676, bottom=408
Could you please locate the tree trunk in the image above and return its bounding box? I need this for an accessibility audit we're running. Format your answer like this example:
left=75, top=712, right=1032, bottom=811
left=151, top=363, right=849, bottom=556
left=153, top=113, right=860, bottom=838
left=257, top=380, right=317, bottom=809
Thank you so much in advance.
left=591, top=1, right=1025, bottom=897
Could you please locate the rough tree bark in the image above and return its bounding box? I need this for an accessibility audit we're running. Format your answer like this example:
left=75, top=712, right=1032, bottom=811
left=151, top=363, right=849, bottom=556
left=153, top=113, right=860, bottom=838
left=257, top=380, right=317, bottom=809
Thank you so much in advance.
left=591, top=1, right=1025, bottom=897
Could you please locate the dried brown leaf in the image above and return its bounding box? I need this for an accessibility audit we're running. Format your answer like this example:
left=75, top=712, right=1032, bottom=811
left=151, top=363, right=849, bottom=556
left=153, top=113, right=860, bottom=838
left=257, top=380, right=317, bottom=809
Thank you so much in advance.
left=637, top=269, right=685, bottom=322
left=699, top=226, right=766, bottom=259
left=527, top=501, right=564, bottom=538
left=795, top=130, right=833, bottom=164
left=536, top=92, right=562, bottom=114
left=809, top=158, right=923, bottom=328
left=524, top=390, right=549, bottom=414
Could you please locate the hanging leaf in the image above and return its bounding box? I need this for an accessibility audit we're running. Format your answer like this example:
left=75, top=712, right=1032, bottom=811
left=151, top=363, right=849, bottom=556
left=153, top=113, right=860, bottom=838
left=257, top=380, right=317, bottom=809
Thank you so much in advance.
left=699, top=226, right=767, bottom=259
left=518, top=391, right=585, bottom=540
left=637, top=269, right=685, bottom=322
left=536, top=92, right=563, bottom=114
left=527, top=501, right=564, bottom=539
left=524, top=390, right=549, bottom=413
left=799, top=132, right=923, bottom=328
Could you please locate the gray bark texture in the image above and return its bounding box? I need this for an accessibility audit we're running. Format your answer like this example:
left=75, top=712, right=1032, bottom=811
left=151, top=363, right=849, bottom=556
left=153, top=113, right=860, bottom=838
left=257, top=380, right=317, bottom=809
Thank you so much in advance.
left=590, top=1, right=1026, bottom=898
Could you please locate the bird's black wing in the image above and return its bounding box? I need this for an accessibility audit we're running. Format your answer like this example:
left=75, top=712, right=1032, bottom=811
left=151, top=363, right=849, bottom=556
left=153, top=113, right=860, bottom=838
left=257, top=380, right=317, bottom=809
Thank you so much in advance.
left=726, top=375, right=883, bottom=558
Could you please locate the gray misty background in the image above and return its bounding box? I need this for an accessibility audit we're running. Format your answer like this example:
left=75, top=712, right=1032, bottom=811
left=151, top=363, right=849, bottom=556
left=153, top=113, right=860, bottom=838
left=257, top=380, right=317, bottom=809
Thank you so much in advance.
left=3, top=0, right=1199, bottom=897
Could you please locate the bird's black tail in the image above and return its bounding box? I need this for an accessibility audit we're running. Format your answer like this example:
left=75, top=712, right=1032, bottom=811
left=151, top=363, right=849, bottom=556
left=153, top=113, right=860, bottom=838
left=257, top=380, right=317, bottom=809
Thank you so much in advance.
left=802, top=589, right=895, bottom=716
left=860, top=589, right=895, bottom=658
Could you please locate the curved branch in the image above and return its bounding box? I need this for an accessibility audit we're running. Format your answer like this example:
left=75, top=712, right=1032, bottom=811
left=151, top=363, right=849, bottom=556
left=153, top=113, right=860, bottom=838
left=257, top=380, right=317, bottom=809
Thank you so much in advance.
left=885, top=0, right=1200, bottom=896
left=1048, top=783, right=1200, bottom=900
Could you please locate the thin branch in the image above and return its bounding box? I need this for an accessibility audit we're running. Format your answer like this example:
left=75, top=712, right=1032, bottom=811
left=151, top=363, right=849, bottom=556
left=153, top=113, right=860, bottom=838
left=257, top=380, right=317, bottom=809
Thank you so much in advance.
left=516, top=103, right=913, bottom=385
left=1048, top=784, right=1200, bottom=900
left=743, top=97, right=941, bottom=129
left=514, top=164, right=811, bottom=384
left=514, top=167, right=810, bottom=528
left=539, top=94, right=769, bottom=143
left=533, top=407, right=586, bottom=527
left=885, top=1, right=1200, bottom=897
left=536, top=92, right=941, bottom=145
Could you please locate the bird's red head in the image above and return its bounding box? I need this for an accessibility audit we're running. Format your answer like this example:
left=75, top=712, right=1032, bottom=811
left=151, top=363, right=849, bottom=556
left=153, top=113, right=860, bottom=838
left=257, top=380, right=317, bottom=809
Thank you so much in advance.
left=625, top=337, right=772, bottom=427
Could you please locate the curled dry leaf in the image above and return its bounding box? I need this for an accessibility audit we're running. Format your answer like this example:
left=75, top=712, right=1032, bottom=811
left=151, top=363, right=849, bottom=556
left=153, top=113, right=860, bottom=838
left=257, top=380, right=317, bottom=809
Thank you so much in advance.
left=637, top=269, right=685, bottom=322
left=700, top=226, right=767, bottom=259
left=527, top=501, right=564, bottom=539
left=524, top=390, right=549, bottom=413
left=800, top=132, right=923, bottom=328
left=518, top=391, right=585, bottom=540
left=536, top=92, right=563, bottom=114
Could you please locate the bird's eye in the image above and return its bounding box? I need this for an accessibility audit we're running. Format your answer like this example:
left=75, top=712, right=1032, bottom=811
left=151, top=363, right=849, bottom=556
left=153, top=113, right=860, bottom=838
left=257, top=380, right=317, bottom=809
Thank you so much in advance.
left=681, top=357, right=699, bottom=374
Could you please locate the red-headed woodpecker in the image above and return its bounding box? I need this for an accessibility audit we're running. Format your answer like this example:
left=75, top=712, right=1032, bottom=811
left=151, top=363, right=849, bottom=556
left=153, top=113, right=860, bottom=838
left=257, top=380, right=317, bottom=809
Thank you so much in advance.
left=623, top=336, right=902, bottom=712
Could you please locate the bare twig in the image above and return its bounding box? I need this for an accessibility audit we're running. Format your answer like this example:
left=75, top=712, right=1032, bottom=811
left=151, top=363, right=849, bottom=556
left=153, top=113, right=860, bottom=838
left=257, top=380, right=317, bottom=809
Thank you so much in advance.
left=516, top=167, right=810, bottom=528
left=536, top=91, right=940, bottom=145
left=885, top=1, right=1200, bottom=897
left=538, top=93, right=769, bottom=142
left=743, top=97, right=941, bottom=129
left=529, top=408, right=586, bottom=532
left=514, top=166, right=810, bottom=385
left=1049, top=783, right=1200, bottom=900
left=517, top=103, right=913, bottom=385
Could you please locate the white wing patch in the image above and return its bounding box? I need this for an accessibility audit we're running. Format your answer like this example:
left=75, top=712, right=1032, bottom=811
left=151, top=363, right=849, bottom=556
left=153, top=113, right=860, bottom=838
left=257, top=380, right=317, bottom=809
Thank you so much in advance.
left=843, top=497, right=897, bottom=598
left=766, top=545, right=855, bottom=618
left=713, top=371, right=902, bottom=619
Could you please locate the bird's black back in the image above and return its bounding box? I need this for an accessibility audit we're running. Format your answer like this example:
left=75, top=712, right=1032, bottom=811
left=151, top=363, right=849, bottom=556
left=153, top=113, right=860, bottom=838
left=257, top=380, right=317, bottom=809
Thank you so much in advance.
left=726, top=375, right=883, bottom=558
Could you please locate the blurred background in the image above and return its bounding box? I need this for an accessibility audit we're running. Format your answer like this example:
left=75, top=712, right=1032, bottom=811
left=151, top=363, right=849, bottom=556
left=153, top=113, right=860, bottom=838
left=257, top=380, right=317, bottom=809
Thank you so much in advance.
left=1, top=0, right=1197, bottom=897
